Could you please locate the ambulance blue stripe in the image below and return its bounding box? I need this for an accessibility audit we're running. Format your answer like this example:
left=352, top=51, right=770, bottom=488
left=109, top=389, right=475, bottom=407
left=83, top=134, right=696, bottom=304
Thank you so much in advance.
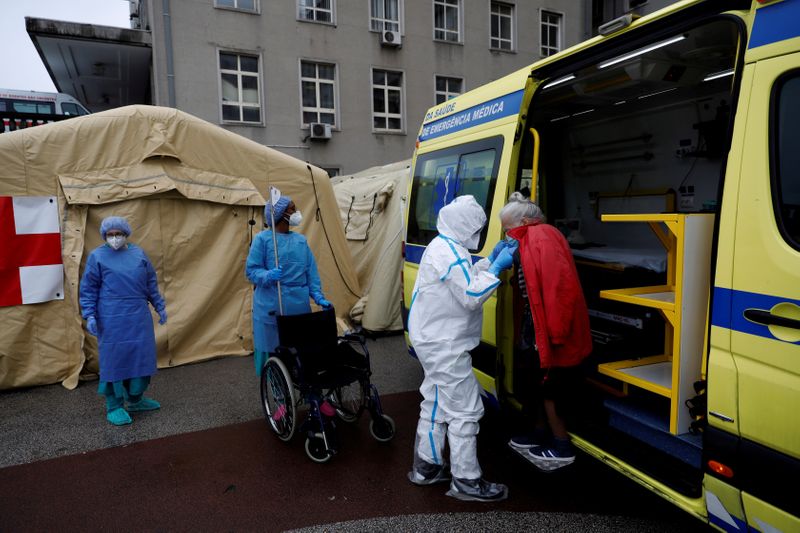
left=419, top=89, right=524, bottom=141
left=749, top=0, right=800, bottom=49
left=712, top=287, right=800, bottom=344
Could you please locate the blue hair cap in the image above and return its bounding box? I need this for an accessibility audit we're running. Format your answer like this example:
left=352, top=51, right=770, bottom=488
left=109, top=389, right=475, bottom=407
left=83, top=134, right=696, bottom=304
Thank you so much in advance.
left=264, top=196, right=291, bottom=227
left=100, top=216, right=132, bottom=239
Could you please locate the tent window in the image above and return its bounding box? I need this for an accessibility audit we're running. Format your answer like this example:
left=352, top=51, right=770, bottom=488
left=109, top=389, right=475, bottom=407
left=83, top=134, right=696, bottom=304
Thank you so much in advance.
left=219, top=51, right=262, bottom=125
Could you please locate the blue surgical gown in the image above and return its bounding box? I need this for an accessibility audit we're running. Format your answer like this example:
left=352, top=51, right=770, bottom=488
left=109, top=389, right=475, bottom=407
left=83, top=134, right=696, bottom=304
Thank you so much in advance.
left=246, top=230, right=324, bottom=375
left=79, top=244, right=165, bottom=383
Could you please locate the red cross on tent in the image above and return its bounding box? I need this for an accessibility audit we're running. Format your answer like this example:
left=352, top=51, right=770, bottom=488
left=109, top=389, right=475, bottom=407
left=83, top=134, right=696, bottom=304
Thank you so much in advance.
left=0, top=196, right=63, bottom=307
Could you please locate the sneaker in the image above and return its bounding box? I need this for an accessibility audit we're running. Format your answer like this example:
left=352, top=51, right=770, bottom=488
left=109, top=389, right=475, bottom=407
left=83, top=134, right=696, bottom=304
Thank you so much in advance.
left=408, top=461, right=451, bottom=486
left=446, top=477, right=508, bottom=502
left=527, top=444, right=576, bottom=472
left=508, top=434, right=545, bottom=450
left=127, top=397, right=161, bottom=412
left=107, top=407, right=133, bottom=426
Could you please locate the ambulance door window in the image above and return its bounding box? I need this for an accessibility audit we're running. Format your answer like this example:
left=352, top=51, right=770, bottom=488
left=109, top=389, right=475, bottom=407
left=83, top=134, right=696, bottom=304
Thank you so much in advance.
left=774, top=72, right=800, bottom=247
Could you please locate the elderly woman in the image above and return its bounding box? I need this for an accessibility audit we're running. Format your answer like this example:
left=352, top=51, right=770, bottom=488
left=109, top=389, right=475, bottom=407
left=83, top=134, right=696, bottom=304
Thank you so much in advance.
left=499, top=193, right=592, bottom=471
left=246, top=196, right=332, bottom=377
left=79, top=216, right=167, bottom=426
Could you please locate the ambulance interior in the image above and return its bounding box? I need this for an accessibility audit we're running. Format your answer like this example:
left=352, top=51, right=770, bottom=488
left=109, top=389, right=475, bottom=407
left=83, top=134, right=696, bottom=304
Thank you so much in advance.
left=515, top=18, right=740, bottom=494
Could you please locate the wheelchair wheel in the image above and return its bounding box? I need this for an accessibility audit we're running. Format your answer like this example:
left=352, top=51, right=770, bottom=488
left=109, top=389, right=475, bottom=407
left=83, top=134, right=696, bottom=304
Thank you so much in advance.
left=332, top=379, right=368, bottom=423
left=261, top=357, right=297, bottom=442
left=305, top=436, right=332, bottom=463
left=369, top=414, right=396, bottom=442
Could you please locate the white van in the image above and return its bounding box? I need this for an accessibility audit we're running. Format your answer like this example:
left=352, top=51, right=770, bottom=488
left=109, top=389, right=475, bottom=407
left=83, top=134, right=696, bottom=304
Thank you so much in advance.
left=1, top=89, right=90, bottom=132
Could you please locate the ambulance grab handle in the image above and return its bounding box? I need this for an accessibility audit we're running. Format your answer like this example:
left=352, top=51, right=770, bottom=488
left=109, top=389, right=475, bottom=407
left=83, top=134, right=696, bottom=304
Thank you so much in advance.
left=743, top=309, right=800, bottom=330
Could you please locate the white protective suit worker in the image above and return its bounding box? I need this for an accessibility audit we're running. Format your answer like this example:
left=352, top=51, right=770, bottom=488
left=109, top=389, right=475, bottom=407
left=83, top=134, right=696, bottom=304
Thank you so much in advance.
left=407, top=195, right=516, bottom=502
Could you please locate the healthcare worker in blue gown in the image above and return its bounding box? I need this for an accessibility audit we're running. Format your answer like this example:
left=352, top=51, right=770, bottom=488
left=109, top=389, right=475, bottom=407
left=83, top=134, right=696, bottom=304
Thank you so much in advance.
left=246, top=196, right=332, bottom=377
left=79, top=216, right=167, bottom=426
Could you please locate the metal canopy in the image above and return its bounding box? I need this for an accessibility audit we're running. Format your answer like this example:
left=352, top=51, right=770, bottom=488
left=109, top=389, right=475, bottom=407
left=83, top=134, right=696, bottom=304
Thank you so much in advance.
left=26, top=17, right=152, bottom=113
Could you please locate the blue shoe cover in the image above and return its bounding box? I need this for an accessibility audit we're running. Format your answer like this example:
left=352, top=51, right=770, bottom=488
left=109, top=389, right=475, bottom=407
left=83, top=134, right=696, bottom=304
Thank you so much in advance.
left=107, top=408, right=132, bottom=426
left=127, top=397, right=161, bottom=412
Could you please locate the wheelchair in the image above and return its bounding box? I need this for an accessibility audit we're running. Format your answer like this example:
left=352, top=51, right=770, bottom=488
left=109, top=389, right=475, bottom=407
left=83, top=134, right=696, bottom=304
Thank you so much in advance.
left=259, top=308, right=396, bottom=463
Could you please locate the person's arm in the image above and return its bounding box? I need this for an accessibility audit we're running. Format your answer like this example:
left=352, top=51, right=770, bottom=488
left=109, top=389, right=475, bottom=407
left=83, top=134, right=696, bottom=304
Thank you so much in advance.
left=437, top=244, right=500, bottom=312
left=305, top=243, right=329, bottom=307
left=246, top=234, right=280, bottom=287
left=78, top=254, right=100, bottom=319
left=144, top=254, right=166, bottom=314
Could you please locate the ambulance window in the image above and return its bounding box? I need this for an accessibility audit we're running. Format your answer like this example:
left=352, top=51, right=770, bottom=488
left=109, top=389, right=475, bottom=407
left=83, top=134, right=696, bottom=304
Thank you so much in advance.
left=774, top=72, right=800, bottom=249
left=61, top=103, right=80, bottom=115
left=407, top=136, right=503, bottom=248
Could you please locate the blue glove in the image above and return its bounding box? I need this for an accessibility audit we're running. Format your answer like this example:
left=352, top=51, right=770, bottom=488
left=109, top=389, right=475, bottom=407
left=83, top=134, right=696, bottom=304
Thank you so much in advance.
left=158, top=308, right=168, bottom=325
left=86, top=316, right=98, bottom=336
left=265, top=267, right=283, bottom=283
left=317, top=298, right=333, bottom=309
left=489, top=247, right=515, bottom=277
left=488, top=240, right=508, bottom=262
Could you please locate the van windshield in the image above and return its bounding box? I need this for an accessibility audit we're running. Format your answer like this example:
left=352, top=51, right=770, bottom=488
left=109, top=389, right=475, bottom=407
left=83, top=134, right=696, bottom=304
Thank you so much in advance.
left=407, top=136, right=502, bottom=248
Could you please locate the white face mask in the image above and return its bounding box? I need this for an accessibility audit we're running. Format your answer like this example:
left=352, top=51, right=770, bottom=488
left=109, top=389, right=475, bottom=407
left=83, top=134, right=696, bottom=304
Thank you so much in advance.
left=287, top=211, right=303, bottom=226
left=107, top=235, right=127, bottom=250
left=465, top=229, right=481, bottom=250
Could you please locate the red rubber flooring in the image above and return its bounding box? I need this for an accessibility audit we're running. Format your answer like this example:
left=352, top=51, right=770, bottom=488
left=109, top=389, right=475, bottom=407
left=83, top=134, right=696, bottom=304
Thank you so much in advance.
left=0, top=391, right=695, bottom=531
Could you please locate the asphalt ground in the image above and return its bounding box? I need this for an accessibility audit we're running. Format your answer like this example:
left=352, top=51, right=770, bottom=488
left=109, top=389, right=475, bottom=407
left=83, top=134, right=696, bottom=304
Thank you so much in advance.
left=0, top=334, right=708, bottom=532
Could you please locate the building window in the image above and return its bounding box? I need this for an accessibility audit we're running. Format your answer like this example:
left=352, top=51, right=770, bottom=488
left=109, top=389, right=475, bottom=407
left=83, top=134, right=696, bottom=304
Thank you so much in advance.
left=215, top=0, right=258, bottom=12
left=300, top=60, right=337, bottom=127
left=372, top=69, right=403, bottom=132
left=370, top=0, right=401, bottom=32
left=540, top=10, right=563, bottom=57
left=298, top=0, right=333, bottom=23
left=490, top=2, right=514, bottom=51
left=435, top=75, right=463, bottom=105
left=434, top=0, right=460, bottom=43
left=219, top=51, right=261, bottom=124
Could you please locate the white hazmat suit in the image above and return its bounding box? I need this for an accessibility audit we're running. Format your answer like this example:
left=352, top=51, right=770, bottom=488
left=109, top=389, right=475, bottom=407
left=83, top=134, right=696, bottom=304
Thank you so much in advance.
left=408, top=195, right=506, bottom=497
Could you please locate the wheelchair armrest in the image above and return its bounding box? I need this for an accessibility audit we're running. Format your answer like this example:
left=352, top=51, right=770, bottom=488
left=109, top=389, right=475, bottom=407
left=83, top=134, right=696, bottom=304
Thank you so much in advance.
left=274, top=345, right=297, bottom=356
left=340, top=333, right=367, bottom=345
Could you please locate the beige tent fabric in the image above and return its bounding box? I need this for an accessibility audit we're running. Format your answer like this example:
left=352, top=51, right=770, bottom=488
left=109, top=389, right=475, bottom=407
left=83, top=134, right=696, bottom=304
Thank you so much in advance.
left=0, top=105, right=361, bottom=390
left=331, top=160, right=411, bottom=332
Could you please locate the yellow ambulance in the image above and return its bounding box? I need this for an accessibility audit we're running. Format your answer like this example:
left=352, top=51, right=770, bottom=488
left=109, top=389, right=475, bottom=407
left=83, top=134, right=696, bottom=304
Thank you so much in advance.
left=402, top=0, right=800, bottom=530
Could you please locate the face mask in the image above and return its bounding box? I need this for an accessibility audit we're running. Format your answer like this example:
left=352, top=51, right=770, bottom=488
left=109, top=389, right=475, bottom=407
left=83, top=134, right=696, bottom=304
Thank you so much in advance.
left=287, top=211, right=303, bottom=226
left=465, top=229, right=481, bottom=250
left=107, top=235, right=127, bottom=250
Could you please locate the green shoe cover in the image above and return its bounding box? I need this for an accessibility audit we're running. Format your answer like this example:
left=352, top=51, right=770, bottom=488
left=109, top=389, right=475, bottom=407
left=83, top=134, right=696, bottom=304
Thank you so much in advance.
left=107, top=408, right=132, bottom=426
left=127, top=397, right=161, bottom=412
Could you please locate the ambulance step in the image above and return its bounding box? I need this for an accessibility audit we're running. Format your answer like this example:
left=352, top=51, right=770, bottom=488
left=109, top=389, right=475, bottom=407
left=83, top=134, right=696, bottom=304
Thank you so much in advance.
left=604, top=396, right=702, bottom=469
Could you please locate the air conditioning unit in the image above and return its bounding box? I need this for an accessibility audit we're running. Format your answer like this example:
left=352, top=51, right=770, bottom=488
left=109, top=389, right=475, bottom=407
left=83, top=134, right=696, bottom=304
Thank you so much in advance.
left=381, top=30, right=402, bottom=47
left=309, top=122, right=332, bottom=140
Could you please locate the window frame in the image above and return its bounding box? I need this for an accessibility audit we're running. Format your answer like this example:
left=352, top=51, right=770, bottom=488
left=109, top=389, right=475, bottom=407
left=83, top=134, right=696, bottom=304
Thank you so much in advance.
left=433, top=0, right=462, bottom=44
left=539, top=8, right=564, bottom=58
left=369, top=0, right=404, bottom=33
left=434, top=74, right=464, bottom=106
left=217, top=48, right=264, bottom=126
left=371, top=67, right=406, bottom=134
left=298, top=59, right=340, bottom=129
left=490, top=1, right=515, bottom=52
left=297, top=0, right=336, bottom=25
left=406, top=135, right=504, bottom=248
left=214, top=0, right=260, bottom=14
left=770, top=69, right=800, bottom=252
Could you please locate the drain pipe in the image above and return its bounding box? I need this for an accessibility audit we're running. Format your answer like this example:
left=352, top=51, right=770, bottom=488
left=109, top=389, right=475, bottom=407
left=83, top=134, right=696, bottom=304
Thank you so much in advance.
left=162, top=0, right=176, bottom=107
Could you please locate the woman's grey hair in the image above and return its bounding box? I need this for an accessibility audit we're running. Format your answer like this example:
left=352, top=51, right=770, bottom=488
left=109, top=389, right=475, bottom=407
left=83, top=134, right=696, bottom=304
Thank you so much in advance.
left=499, top=192, right=545, bottom=225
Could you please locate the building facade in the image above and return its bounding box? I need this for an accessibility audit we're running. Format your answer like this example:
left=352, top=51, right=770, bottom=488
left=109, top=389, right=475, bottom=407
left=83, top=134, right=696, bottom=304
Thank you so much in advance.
left=134, top=0, right=586, bottom=175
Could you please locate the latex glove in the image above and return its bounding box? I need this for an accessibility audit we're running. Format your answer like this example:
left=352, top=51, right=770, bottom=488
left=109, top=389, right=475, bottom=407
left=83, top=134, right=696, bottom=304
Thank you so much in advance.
left=86, top=316, right=98, bottom=336
left=489, top=248, right=515, bottom=277
left=265, top=267, right=283, bottom=284
left=488, top=240, right=508, bottom=262
left=158, top=308, right=168, bottom=325
left=317, top=298, right=333, bottom=309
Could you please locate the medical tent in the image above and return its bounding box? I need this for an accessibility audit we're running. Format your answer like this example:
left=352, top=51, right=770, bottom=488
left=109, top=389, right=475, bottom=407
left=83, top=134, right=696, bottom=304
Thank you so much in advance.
left=0, top=105, right=361, bottom=390
left=331, top=160, right=410, bottom=333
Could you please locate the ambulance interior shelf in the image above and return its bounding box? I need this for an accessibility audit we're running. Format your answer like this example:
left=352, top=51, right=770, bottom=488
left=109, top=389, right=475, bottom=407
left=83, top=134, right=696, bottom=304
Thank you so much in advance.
left=594, top=212, right=713, bottom=435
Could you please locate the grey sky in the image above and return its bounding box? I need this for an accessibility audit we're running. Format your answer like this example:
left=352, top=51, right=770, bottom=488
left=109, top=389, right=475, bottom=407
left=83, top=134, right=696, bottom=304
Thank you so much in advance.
left=0, top=0, right=130, bottom=92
